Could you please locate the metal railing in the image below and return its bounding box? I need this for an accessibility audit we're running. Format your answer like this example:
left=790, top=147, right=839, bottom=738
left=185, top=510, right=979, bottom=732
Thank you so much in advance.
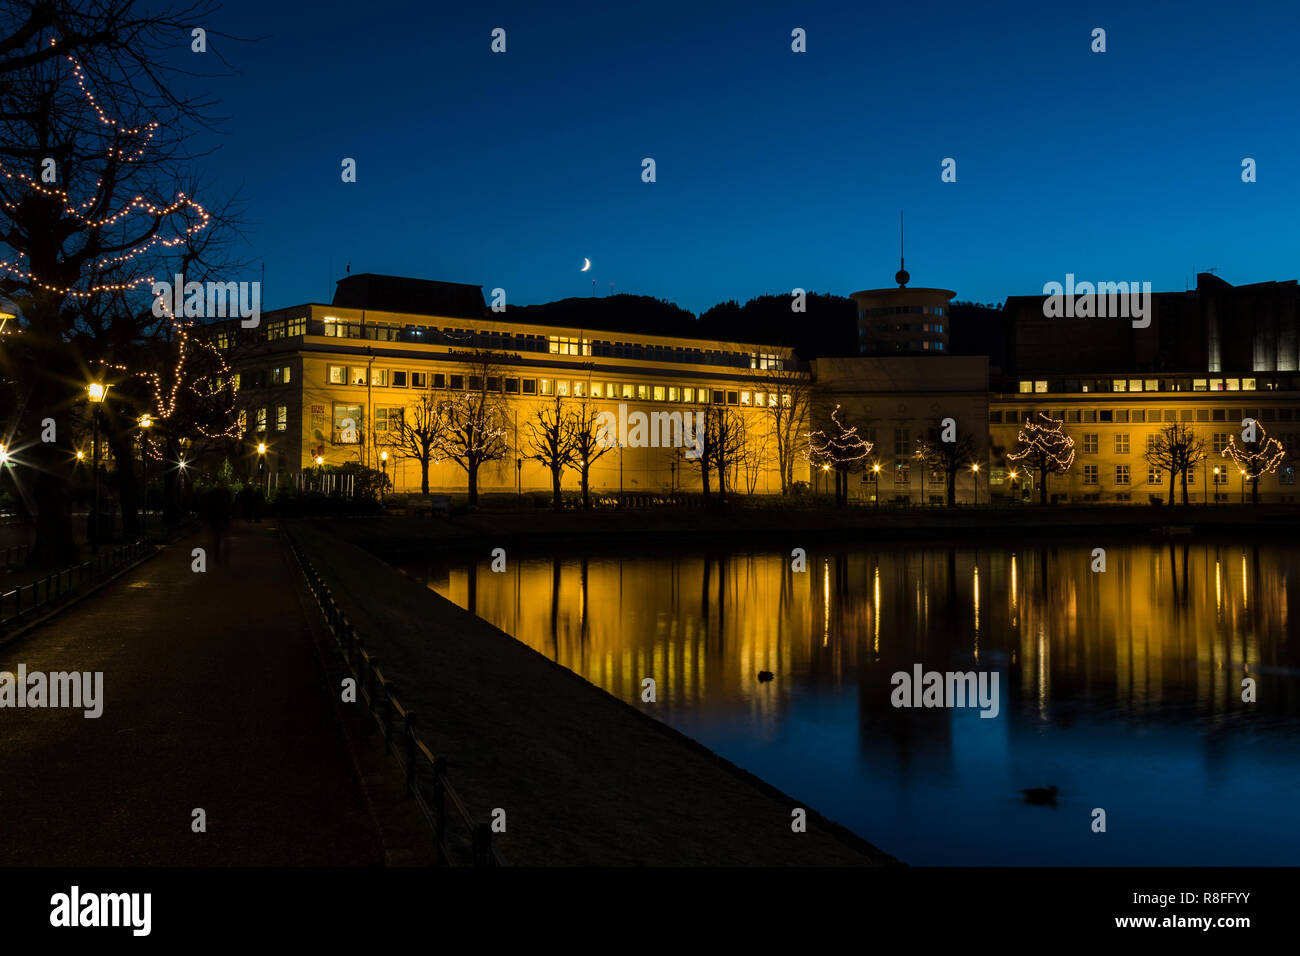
left=287, top=537, right=506, bottom=867
left=0, top=539, right=151, bottom=629
left=1, top=544, right=31, bottom=569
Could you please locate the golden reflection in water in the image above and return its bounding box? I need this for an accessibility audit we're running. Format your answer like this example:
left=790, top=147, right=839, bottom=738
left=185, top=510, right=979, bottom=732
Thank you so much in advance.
left=428, top=545, right=1295, bottom=719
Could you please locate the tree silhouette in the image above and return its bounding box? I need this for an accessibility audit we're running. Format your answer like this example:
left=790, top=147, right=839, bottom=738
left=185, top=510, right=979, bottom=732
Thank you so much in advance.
left=1144, top=422, right=1204, bottom=505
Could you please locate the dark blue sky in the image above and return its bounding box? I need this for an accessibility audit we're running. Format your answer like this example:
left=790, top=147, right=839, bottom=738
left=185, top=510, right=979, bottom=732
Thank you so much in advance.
left=196, top=0, right=1299, bottom=314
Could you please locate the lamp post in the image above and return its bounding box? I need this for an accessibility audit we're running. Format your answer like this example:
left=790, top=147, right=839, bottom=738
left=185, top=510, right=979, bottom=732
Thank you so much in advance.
left=1009, top=470, right=1018, bottom=504
left=516, top=456, right=522, bottom=497
left=872, top=462, right=881, bottom=509
left=669, top=459, right=676, bottom=494
left=1213, top=466, right=1220, bottom=504
left=87, top=382, right=109, bottom=552
left=138, top=414, right=152, bottom=539
left=1239, top=468, right=1246, bottom=504
left=257, top=442, right=267, bottom=496
left=1202, top=456, right=1208, bottom=504
left=971, top=462, right=981, bottom=506
left=380, top=450, right=388, bottom=503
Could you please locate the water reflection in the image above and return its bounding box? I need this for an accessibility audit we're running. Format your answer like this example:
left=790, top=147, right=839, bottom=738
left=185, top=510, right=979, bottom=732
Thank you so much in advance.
left=416, top=542, right=1300, bottom=865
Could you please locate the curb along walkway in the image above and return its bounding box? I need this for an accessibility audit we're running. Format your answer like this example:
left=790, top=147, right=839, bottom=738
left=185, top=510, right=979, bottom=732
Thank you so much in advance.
left=0, top=522, right=385, bottom=865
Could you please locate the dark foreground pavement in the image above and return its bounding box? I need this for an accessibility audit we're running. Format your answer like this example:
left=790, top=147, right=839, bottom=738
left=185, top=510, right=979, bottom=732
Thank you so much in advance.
left=0, top=523, right=384, bottom=865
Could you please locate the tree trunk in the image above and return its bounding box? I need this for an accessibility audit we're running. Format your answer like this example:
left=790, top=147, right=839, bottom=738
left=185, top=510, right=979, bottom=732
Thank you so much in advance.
left=420, top=457, right=431, bottom=495
left=1252, top=476, right=1259, bottom=506
left=1039, top=465, right=1049, bottom=504
left=1167, top=467, right=1175, bottom=505
left=580, top=465, right=591, bottom=510
left=1181, top=470, right=1189, bottom=505
left=109, top=426, right=141, bottom=539
left=163, top=434, right=181, bottom=526
left=551, top=464, right=562, bottom=511
left=467, top=463, right=479, bottom=507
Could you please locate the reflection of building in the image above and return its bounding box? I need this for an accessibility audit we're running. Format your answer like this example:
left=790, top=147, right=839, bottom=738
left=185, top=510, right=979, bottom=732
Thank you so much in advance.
left=223, top=270, right=1300, bottom=503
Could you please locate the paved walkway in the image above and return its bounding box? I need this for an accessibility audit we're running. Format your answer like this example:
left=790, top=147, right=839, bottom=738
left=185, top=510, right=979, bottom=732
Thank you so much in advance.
left=0, top=522, right=384, bottom=865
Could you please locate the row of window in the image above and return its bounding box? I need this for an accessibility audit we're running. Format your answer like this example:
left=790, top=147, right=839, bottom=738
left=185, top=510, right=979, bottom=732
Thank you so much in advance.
left=323, top=365, right=792, bottom=406
left=994, top=407, right=1298, bottom=424
left=863, top=305, right=948, bottom=317
left=1015, top=377, right=1271, bottom=394
left=314, top=321, right=786, bottom=370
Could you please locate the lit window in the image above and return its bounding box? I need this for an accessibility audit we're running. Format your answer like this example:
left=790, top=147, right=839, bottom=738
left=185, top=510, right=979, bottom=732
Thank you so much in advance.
left=1193, top=378, right=1208, bottom=391
left=1112, top=380, right=1127, bottom=392
left=1035, top=381, right=1048, bottom=393
left=350, top=367, right=367, bottom=386
left=329, top=366, right=346, bottom=384
left=1210, top=378, right=1224, bottom=391
left=371, top=368, right=388, bottom=387
left=683, top=387, right=695, bottom=403
left=1128, top=379, right=1142, bottom=392
left=1242, top=378, right=1257, bottom=390
left=637, top=384, right=649, bottom=400
left=332, top=404, right=363, bottom=444
left=590, top=383, right=603, bottom=398
left=653, top=386, right=665, bottom=401
left=621, top=384, right=634, bottom=399
left=1144, top=379, right=1158, bottom=391
left=574, top=381, right=587, bottom=397
left=556, top=380, right=570, bottom=397
left=1225, top=378, right=1240, bottom=391
left=1019, top=381, right=1033, bottom=393
left=740, top=391, right=751, bottom=406
left=540, top=379, right=553, bottom=396
left=275, top=405, right=287, bottom=432
left=668, top=387, right=680, bottom=402
left=255, top=407, right=267, bottom=432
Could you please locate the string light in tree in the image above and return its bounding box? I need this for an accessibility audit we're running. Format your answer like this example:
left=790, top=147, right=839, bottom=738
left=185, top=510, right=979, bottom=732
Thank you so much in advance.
left=804, top=404, right=872, bottom=468
left=1007, top=412, right=1075, bottom=503
left=1223, top=420, right=1286, bottom=504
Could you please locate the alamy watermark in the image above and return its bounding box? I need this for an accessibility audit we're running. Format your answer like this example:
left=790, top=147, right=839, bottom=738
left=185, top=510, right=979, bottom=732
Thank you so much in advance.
left=595, top=402, right=704, bottom=458
left=1041, top=273, right=1151, bottom=328
left=890, top=663, right=999, bottom=718
left=151, top=274, right=261, bottom=327
left=0, top=665, right=103, bottom=718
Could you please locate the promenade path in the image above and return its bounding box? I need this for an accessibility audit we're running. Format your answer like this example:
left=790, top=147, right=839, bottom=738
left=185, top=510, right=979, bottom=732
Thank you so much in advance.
left=0, top=522, right=384, bottom=865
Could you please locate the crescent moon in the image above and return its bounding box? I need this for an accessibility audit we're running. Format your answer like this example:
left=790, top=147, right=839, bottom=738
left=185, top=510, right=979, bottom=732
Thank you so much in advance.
left=580, top=258, right=591, bottom=272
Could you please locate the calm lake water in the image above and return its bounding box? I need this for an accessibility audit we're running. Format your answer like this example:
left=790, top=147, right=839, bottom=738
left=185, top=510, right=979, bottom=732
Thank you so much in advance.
left=411, top=541, right=1300, bottom=865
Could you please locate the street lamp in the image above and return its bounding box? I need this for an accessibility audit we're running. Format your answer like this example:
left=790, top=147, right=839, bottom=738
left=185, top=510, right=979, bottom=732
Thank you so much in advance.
left=1240, top=468, right=1246, bottom=504
left=872, top=462, right=881, bottom=510
left=87, top=382, right=109, bottom=552
left=0, top=445, right=8, bottom=465
left=1009, top=470, right=1018, bottom=503
left=971, top=462, right=981, bottom=506
left=138, top=414, right=152, bottom=539
left=380, top=450, right=388, bottom=503
left=257, top=442, right=267, bottom=496
left=1213, top=466, right=1220, bottom=504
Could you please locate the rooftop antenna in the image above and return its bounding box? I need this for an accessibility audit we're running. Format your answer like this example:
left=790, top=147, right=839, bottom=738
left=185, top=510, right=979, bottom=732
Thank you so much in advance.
left=591, top=278, right=596, bottom=297
left=895, top=211, right=910, bottom=287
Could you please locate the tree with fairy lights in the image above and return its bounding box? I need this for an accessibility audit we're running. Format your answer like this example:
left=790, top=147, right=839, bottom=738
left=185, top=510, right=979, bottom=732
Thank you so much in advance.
left=1222, top=418, right=1286, bottom=506
left=805, top=403, right=871, bottom=508
left=1007, top=413, right=1075, bottom=505
left=1, top=5, right=225, bottom=563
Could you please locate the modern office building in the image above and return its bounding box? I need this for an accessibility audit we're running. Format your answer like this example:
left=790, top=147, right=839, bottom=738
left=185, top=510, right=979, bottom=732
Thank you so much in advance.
left=227, top=275, right=802, bottom=495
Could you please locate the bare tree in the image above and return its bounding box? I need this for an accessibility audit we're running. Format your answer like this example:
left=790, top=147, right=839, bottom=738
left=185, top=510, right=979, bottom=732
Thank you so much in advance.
left=1145, top=422, right=1204, bottom=505
left=741, top=416, right=774, bottom=494
left=566, top=398, right=613, bottom=510
left=915, top=425, right=978, bottom=507
left=711, top=405, right=748, bottom=502
left=759, top=368, right=812, bottom=494
left=391, top=387, right=441, bottom=494
left=805, top=403, right=871, bottom=508
left=525, top=392, right=578, bottom=511
left=435, top=352, right=509, bottom=506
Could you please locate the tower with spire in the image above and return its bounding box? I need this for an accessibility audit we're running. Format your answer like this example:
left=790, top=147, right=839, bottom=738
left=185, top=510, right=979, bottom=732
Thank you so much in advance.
left=850, top=212, right=954, bottom=355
